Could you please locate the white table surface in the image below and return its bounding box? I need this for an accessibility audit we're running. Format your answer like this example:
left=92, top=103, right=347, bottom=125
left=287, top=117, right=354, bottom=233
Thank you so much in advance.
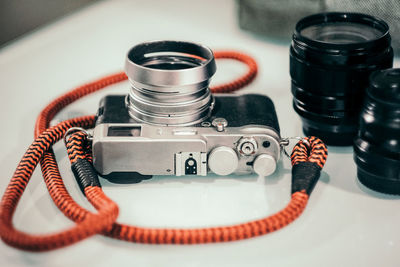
left=0, top=0, right=399, bottom=266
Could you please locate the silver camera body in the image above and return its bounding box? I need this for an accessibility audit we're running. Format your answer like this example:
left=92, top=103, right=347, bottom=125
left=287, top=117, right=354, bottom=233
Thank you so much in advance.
left=92, top=41, right=281, bottom=178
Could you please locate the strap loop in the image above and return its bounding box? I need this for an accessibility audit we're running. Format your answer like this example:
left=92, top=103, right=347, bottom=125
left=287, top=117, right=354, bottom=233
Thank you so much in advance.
left=63, top=127, right=92, bottom=146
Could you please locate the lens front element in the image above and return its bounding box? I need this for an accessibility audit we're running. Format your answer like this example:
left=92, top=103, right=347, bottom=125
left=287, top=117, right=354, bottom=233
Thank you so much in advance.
left=300, top=22, right=385, bottom=44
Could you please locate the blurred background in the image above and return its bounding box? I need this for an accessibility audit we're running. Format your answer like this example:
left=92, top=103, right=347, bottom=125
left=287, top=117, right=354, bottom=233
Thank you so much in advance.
left=1, top=0, right=399, bottom=55
left=0, top=0, right=97, bottom=46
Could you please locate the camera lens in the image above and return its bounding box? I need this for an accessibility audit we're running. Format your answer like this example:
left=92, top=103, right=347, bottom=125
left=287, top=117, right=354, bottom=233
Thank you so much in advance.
left=125, top=40, right=216, bottom=126
left=290, top=12, right=393, bottom=146
left=354, top=68, right=400, bottom=194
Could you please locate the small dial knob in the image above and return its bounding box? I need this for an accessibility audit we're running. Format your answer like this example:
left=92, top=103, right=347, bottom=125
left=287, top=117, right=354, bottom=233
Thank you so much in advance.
left=253, top=154, right=276, bottom=176
left=208, top=146, right=239, bottom=176
left=211, top=118, right=228, bottom=132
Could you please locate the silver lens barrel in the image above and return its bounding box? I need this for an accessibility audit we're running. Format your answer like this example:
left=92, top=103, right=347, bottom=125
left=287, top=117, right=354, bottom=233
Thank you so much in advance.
left=125, top=40, right=217, bottom=125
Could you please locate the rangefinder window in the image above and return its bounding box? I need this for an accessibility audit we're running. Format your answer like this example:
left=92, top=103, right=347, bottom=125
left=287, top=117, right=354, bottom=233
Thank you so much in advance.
left=107, top=126, right=141, bottom=137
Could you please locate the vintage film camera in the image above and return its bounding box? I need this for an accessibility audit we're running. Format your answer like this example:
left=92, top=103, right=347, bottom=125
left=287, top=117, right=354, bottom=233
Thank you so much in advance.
left=92, top=41, right=281, bottom=177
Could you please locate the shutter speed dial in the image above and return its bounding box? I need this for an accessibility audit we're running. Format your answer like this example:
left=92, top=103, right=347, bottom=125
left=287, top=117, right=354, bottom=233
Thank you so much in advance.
left=208, top=146, right=239, bottom=176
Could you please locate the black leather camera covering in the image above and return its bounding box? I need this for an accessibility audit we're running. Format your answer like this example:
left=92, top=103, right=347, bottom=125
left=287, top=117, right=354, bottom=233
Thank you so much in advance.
left=95, top=94, right=280, bottom=135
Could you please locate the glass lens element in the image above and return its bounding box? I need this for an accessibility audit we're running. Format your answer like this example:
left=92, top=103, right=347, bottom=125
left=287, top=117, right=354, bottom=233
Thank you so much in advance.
left=300, top=22, right=384, bottom=44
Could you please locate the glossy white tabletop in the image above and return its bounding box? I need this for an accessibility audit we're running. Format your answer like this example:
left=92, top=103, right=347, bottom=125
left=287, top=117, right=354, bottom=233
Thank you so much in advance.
left=0, top=0, right=399, bottom=266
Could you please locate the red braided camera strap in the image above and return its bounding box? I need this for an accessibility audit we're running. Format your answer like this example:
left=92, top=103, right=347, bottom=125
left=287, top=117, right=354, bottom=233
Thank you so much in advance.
left=0, top=51, right=327, bottom=251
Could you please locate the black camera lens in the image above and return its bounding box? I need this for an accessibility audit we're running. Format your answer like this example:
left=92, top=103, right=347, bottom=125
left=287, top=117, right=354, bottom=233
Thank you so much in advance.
left=290, top=12, right=393, bottom=146
left=354, top=68, right=400, bottom=194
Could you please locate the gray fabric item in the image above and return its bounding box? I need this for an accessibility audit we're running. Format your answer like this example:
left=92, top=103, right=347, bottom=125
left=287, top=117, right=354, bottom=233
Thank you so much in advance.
left=238, top=0, right=323, bottom=39
left=237, top=0, right=400, bottom=56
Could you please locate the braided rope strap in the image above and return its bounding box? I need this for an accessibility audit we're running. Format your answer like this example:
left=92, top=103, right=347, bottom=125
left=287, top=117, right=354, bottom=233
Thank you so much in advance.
left=65, top=133, right=327, bottom=245
left=0, top=51, right=329, bottom=251
left=0, top=116, right=118, bottom=251
left=290, top=136, right=328, bottom=195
